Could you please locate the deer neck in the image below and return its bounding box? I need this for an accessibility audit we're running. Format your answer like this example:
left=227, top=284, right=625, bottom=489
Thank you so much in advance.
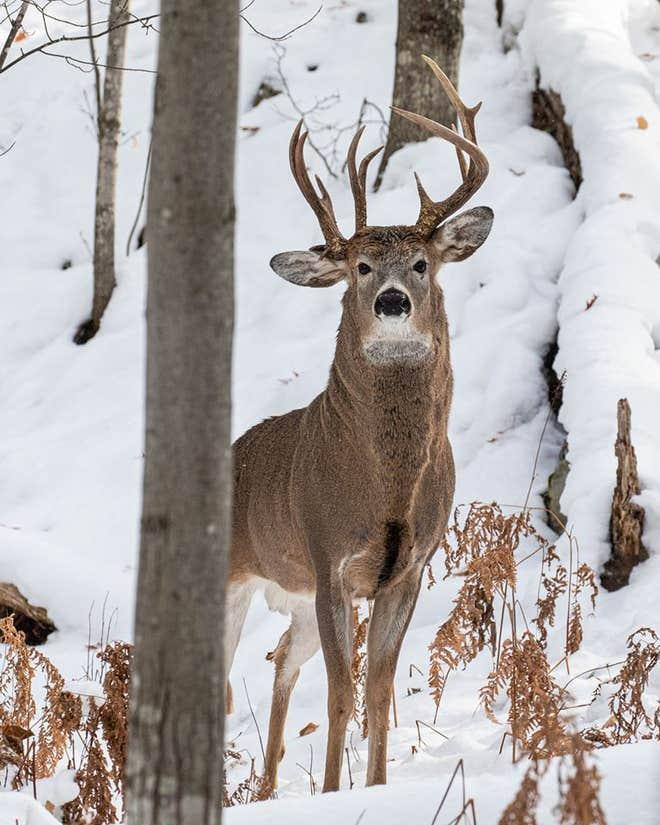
left=322, top=302, right=452, bottom=512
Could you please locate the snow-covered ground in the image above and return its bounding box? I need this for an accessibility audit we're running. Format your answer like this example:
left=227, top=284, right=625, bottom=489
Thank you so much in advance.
left=1, top=0, right=659, bottom=822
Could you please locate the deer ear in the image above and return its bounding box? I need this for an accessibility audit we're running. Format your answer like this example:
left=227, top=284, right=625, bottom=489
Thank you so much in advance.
left=269, top=250, right=348, bottom=288
left=431, top=206, right=494, bottom=263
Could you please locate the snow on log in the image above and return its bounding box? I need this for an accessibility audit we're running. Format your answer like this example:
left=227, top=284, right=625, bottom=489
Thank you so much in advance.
left=0, top=583, right=56, bottom=645
left=601, top=400, right=648, bottom=591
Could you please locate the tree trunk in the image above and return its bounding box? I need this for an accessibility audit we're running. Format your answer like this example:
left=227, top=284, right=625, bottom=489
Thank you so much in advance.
left=375, top=0, right=464, bottom=189
left=124, top=0, right=238, bottom=822
left=74, top=0, right=130, bottom=344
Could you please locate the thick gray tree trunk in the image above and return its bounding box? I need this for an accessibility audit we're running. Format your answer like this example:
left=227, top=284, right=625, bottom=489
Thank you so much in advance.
left=75, top=0, right=129, bottom=344
left=375, top=0, right=464, bottom=189
left=125, top=0, right=238, bottom=822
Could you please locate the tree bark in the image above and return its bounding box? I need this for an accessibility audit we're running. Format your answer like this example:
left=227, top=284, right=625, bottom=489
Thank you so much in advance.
left=75, top=0, right=130, bottom=344
left=375, top=0, right=464, bottom=189
left=124, top=0, right=238, bottom=822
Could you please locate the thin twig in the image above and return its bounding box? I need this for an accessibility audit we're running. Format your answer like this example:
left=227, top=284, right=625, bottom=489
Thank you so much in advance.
left=345, top=746, right=354, bottom=789
left=429, top=759, right=467, bottom=825
left=240, top=3, right=322, bottom=42
left=41, top=48, right=157, bottom=72
left=416, top=718, right=449, bottom=746
left=126, top=134, right=151, bottom=255
left=243, top=678, right=266, bottom=763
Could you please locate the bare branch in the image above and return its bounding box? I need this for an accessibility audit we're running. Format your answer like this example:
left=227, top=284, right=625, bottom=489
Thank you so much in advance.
left=0, top=10, right=158, bottom=73
left=86, top=0, right=102, bottom=120
left=240, top=3, right=322, bottom=42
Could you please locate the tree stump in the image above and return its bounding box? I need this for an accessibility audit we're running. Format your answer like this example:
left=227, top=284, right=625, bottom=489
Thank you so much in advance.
left=0, top=583, right=56, bottom=645
left=601, top=399, right=648, bottom=591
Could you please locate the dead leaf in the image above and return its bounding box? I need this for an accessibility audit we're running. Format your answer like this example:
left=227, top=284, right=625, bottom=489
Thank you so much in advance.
left=2, top=725, right=33, bottom=741
left=299, top=721, right=319, bottom=737
left=619, top=192, right=634, bottom=200
left=585, top=294, right=598, bottom=311
left=45, top=802, right=55, bottom=814
left=636, top=116, right=648, bottom=130
left=15, top=29, right=29, bottom=43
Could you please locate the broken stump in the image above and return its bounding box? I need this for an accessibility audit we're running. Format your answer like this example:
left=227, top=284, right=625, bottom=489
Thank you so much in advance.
left=0, top=583, right=56, bottom=645
left=601, top=399, right=648, bottom=591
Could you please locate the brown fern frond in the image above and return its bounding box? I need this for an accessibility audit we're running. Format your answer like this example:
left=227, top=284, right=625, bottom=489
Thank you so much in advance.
left=98, top=642, right=131, bottom=789
left=555, top=738, right=607, bottom=825
left=497, top=761, right=547, bottom=825
left=583, top=627, right=658, bottom=746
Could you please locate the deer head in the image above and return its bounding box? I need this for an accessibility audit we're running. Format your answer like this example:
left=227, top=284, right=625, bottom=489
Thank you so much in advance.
left=270, top=56, right=493, bottom=365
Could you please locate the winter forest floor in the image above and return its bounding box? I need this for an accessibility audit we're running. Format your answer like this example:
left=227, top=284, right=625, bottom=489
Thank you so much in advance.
left=1, top=0, right=660, bottom=823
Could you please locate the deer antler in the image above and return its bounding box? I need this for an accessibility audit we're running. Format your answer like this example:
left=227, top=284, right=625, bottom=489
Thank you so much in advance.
left=289, top=120, right=347, bottom=258
left=392, top=55, right=489, bottom=236
left=289, top=120, right=384, bottom=249
left=346, top=126, right=383, bottom=232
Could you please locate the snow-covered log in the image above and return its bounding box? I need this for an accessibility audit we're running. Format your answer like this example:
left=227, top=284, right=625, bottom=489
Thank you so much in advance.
left=520, top=0, right=660, bottom=582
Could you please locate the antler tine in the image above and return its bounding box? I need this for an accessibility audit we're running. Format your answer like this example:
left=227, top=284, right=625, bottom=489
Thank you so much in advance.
left=421, top=54, right=481, bottom=143
left=315, top=174, right=338, bottom=223
left=392, top=56, right=489, bottom=235
left=450, top=123, right=469, bottom=182
left=358, top=145, right=383, bottom=207
left=347, top=126, right=367, bottom=230
left=346, top=128, right=383, bottom=232
left=288, top=120, right=346, bottom=256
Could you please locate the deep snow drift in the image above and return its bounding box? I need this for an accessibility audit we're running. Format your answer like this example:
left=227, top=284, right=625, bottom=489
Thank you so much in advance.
left=1, top=0, right=659, bottom=822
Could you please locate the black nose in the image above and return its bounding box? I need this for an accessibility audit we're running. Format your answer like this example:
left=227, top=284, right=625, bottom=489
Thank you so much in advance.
left=374, top=288, right=411, bottom=317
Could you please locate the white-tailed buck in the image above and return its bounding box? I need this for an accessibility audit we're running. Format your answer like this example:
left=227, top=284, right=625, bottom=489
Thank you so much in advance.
left=227, top=57, right=492, bottom=792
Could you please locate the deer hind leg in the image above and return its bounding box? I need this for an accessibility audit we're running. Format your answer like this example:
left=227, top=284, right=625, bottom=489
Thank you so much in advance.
left=264, top=600, right=320, bottom=790
left=225, top=577, right=257, bottom=715
left=365, top=568, right=422, bottom=786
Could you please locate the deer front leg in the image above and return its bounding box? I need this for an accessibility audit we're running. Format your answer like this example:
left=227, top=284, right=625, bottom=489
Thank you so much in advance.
left=365, top=568, right=422, bottom=786
left=316, top=573, right=353, bottom=793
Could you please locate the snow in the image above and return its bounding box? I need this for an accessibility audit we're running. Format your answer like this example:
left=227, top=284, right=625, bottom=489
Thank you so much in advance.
left=1, top=0, right=659, bottom=822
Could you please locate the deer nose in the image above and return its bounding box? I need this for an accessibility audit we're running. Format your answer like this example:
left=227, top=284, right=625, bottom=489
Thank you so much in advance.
left=374, top=288, right=411, bottom=318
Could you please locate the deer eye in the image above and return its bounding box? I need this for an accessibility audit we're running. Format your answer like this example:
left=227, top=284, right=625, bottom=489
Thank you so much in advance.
left=357, top=262, right=371, bottom=275
left=413, top=259, right=427, bottom=274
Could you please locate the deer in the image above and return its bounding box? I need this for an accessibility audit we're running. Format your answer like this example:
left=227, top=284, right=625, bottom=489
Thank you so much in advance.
left=226, top=57, right=493, bottom=793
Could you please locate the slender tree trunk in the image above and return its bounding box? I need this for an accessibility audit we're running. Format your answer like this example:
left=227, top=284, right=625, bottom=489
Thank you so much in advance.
left=125, top=0, right=238, bottom=822
left=0, top=1, right=29, bottom=71
left=75, top=0, right=130, bottom=344
left=375, top=0, right=464, bottom=189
